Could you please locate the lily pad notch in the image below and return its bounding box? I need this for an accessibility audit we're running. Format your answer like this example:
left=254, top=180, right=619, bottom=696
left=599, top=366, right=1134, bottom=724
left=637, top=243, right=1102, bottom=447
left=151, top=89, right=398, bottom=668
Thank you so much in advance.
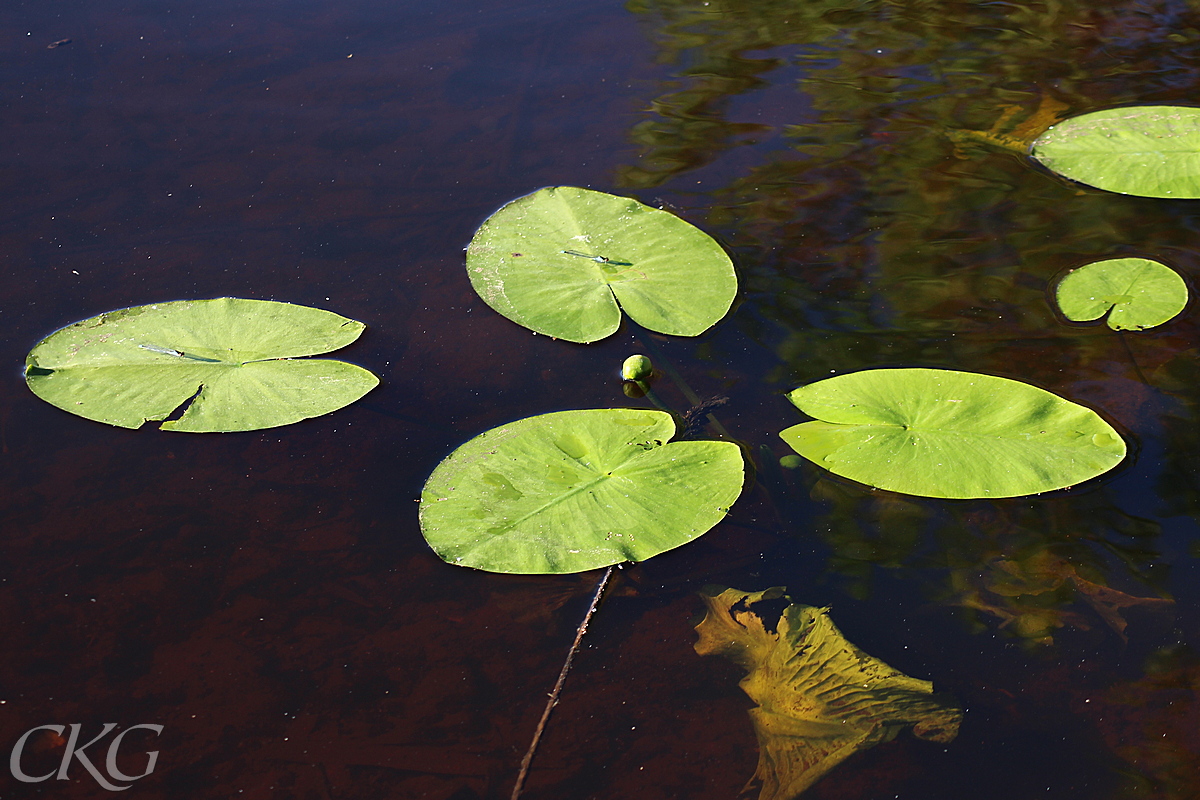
left=24, top=298, right=380, bottom=432
left=1054, top=257, right=1188, bottom=331
left=466, top=186, right=738, bottom=343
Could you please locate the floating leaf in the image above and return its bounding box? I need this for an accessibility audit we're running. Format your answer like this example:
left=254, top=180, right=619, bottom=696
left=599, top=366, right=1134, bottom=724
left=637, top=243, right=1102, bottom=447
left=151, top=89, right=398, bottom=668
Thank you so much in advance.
left=780, top=368, right=1126, bottom=499
left=24, top=298, right=379, bottom=432
left=1031, top=105, right=1200, bottom=198
left=419, top=408, right=743, bottom=574
left=465, top=186, right=737, bottom=343
left=1056, top=257, right=1188, bottom=330
left=695, top=586, right=962, bottom=800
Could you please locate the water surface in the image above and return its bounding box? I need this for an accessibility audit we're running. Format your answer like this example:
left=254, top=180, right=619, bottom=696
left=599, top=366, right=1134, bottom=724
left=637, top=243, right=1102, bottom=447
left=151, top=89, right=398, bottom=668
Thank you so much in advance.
left=3, top=0, right=1200, bottom=798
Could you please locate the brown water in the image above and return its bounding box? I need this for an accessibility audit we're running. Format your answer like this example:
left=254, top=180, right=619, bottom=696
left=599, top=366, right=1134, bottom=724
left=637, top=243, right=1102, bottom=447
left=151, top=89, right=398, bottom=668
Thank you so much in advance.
left=3, top=0, right=1200, bottom=798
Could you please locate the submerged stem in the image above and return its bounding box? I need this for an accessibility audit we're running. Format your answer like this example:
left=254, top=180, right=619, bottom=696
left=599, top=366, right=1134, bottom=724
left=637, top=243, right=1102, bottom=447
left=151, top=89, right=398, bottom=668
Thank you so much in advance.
left=636, top=333, right=732, bottom=438
left=1116, top=329, right=1151, bottom=387
left=635, top=380, right=673, bottom=414
left=510, top=565, right=615, bottom=800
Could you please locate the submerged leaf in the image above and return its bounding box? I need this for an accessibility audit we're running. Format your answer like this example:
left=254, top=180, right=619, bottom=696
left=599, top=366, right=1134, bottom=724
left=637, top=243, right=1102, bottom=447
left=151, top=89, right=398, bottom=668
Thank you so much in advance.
left=419, top=408, right=744, bottom=574
left=695, top=587, right=961, bottom=800
left=465, top=186, right=737, bottom=343
left=949, top=548, right=1173, bottom=644
left=1031, top=106, right=1200, bottom=198
left=946, top=93, right=1071, bottom=155
left=24, top=298, right=379, bottom=432
left=780, top=368, right=1126, bottom=499
left=1055, top=257, right=1188, bottom=330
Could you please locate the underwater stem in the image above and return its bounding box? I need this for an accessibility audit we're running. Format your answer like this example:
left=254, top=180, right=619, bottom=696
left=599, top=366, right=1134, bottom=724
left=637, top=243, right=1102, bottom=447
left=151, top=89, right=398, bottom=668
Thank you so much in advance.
left=1116, top=329, right=1151, bottom=387
left=510, top=565, right=614, bottom=800
left=635, top=334, right=732, bottom=438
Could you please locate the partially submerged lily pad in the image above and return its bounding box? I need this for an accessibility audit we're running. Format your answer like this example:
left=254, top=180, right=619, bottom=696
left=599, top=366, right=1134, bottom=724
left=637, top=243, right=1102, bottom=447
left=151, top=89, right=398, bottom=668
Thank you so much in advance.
left=695, top=586, right=962, bottom=800
left=24, top=298, right=379, bottom=432
left=780, top=368, right=1126, bottom=499
left=1031, top=105, right=1200, bottom=198
left=1055, top=257, right=1188, bottom=330
left=466, top=186, right=737, bottom=343
left=419, top=408, right=744, bottom=574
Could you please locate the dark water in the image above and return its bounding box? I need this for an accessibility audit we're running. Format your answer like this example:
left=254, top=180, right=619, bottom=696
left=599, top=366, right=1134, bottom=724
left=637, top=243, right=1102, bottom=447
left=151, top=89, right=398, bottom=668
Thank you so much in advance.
left=4, top=0, right=1200, bottom=798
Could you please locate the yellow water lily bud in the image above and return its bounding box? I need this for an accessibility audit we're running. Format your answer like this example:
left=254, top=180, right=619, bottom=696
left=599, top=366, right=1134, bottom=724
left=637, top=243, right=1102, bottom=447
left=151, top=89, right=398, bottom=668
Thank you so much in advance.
left=621, top=354, right=653, bottom=381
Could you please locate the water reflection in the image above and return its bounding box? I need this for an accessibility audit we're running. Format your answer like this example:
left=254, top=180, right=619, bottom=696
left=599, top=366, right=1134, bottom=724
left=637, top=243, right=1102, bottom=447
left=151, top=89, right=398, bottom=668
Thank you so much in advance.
left=598, top=2, right=1200, bottom=781
left=620, top=0, right=1200, bottom=653
left=4, top=0, right=1200, bottom=795
left=1091, top=645, right=1200, bottom=798
left=621, top=0, right=1200, bottom=335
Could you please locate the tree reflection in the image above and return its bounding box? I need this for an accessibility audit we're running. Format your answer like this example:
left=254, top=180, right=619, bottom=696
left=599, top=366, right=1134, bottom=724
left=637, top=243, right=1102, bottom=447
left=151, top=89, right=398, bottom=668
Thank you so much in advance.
left=620, top=0, right=1200, bottom=644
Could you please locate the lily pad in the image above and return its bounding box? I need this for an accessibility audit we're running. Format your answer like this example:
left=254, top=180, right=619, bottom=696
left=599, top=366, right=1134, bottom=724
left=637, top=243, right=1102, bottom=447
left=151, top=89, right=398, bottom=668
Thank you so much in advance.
left=695, top=586, right=962, bottom=800
left=24, top=298, right=379, bottom=432
left=465, top=186, right=737, bottom=343
left=1031, top=105, right=1200, bottom=198
left=419, top=408, right=744, bottom=574
left=780, top=368, right=1126, bottom=499
left=1055, top=257, right=1188, bottom=330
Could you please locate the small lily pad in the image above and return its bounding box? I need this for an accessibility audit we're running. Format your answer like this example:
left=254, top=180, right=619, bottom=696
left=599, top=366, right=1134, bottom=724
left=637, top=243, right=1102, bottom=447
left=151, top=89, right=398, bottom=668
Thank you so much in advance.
left=695, top=586, right=962, bottom=800
left=419, top=408, right=744, bottom=574
left=1031, top=105, right=1200, bottom=198
left=780, top=368, right=1126, bottom=499
left=466, top=186, right=737, bottom=343
left=24, top=298, right=379, bottom=432
left=1056, top=257, right=1188, bottom=330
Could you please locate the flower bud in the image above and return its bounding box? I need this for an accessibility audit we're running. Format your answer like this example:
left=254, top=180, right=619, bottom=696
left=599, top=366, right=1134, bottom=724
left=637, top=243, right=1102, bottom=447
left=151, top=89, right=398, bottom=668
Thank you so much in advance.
left=621, top=354, right=653, bottom=381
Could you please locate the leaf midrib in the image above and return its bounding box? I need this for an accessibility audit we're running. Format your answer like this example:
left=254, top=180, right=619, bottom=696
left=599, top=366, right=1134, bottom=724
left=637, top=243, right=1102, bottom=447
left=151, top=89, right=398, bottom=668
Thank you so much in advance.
left=39, top=355, right=305, bottom=371
left=482, top=438, right=675, bottom=537
left=831, top=420, right=1100, bottom=452
left=488, top=470, right=613, bottom=535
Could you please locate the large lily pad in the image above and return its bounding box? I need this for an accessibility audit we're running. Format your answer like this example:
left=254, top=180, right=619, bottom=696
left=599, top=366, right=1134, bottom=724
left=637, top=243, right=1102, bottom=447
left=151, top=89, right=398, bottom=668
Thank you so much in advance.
left=419, top=408, right=743, bottom=574
left=1055, top=257, right=1188, bottom=330
left=695, top=587, right=962, bottom=800
left=1031, top=106, right=1200, bottom=198
left=24, top=298, right=379, bottom=432
left=780, top=368, right=1126, bottom=499
left=465, top=186, right=737, bottom=343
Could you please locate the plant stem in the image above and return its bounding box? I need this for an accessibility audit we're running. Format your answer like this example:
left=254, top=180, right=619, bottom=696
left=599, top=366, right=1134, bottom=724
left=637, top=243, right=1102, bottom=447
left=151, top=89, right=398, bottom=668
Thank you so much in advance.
left=635, top=333, right=732, bottom=438
left=1116, top=329, right=1151, bottom=387
left=634, top=379, right=673, bottom=414
left=510, top=565, right=614, bottom=800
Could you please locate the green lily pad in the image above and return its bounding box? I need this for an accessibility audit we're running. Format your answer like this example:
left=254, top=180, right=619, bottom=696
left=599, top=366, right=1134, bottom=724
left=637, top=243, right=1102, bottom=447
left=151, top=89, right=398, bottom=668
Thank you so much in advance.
left=466, top=186, right=737, bottom=343
left=24, top=298, right=379, bottom=432
left=1031, top=106, right=1200, bottom=198
left=695, top=586, right=962, bottom=800
left=780, top=368, right=1126, bottom=499
left=419, top=408, right=744, bottom=574
left=1055, top=257, right=1188, bottom=330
